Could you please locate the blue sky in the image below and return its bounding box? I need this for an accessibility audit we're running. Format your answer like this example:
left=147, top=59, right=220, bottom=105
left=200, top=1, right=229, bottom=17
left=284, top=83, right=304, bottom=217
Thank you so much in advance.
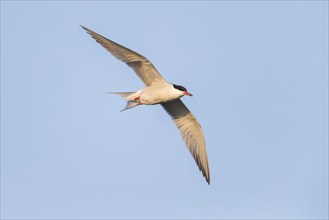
left=1, top=1, right=328, bottom=219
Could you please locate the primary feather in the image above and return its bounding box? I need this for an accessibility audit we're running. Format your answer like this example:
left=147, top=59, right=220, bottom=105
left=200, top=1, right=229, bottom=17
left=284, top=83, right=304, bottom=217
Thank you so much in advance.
left=162, top=99, right=210, bottom=184
left=81, top=25, right=166, bottom=86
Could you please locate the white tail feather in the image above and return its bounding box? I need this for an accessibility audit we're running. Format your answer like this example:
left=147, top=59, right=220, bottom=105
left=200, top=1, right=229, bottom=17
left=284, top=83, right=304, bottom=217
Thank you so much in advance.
left=108, top=92, right=135, bottom=100
left=121, top=100, right=142, bottom=111
left=107, top=92, right=141, bottom=111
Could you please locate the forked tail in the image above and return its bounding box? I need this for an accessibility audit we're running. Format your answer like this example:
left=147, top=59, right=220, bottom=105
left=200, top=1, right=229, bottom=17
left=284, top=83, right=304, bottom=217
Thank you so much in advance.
left=110, top=92, right=135, bottom=99
left=108, top=92, right=142, bottom=111
left=121, top=100, right=142, bottom=111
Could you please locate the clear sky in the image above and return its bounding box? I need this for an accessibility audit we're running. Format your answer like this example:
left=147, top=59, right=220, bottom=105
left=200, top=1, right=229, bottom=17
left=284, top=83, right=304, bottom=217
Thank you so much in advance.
left=1, top=1, right=328, bottom=219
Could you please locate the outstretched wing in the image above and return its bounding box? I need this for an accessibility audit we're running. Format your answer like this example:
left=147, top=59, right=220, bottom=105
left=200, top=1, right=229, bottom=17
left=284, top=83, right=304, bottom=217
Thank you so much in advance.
left=81, top=25, right=166, bottom=86
left=161, top=99, right=210, bottom=184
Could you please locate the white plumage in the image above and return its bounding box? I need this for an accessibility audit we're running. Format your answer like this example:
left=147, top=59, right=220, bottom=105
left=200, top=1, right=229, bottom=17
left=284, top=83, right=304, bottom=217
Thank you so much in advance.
left=82, top=25, right=210, bottom=184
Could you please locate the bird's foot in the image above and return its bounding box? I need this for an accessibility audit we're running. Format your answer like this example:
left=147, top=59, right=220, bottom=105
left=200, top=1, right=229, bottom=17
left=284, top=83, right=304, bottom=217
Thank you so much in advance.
left=134, top=96, right=142, bottom=104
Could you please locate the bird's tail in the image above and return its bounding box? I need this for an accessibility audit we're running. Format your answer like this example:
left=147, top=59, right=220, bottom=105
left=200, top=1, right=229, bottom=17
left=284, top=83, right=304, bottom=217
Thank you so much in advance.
left=107, top=92, right=141, bottom=111
left=121, top=100, right=142, bottom=111
left=109, top=92, right=135, bottom=100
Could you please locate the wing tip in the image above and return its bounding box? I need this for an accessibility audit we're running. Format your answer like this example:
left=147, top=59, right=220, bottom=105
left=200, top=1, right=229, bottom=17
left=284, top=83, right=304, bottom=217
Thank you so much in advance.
left=206, top=175, right=210, bottom=185
left=203, top=169, right=210, bottom=185
left=198, top=159, right=210, bottom=185
left=80, top=24, right=88, bottom=31
left=80, top=24, right=88, bottom=30
left=80, top=25, right=95, bottom=37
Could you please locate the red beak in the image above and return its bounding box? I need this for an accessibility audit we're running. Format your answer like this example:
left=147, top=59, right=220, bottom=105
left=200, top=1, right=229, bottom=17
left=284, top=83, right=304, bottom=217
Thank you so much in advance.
left=183, top=91, right=193, bottom=96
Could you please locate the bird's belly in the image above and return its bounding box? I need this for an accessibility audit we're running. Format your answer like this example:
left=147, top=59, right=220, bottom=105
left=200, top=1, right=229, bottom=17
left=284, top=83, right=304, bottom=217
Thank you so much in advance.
left=140, top=95, right=163, bottom=105
left=140, top=93, right=176, bottom=105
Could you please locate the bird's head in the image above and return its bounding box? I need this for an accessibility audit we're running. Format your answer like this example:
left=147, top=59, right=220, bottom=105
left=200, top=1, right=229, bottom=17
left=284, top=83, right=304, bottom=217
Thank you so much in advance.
left=173, top=84, right=193, bottom=97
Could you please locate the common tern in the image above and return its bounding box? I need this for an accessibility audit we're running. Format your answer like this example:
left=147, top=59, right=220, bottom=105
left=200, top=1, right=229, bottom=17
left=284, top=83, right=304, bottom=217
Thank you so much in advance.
left=81, top=25, right=210, bottom=184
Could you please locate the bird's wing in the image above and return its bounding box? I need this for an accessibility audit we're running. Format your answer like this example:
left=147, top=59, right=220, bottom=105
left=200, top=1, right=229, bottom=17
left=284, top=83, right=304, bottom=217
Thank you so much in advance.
left=161, top=99, right=210, bottom=184
left=81, top=25, right=166, bottom=86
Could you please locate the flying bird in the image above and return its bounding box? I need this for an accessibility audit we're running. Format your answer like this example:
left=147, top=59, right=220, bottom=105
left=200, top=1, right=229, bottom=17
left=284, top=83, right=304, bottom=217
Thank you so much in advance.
left=81, top=25, right=210, bottom=184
